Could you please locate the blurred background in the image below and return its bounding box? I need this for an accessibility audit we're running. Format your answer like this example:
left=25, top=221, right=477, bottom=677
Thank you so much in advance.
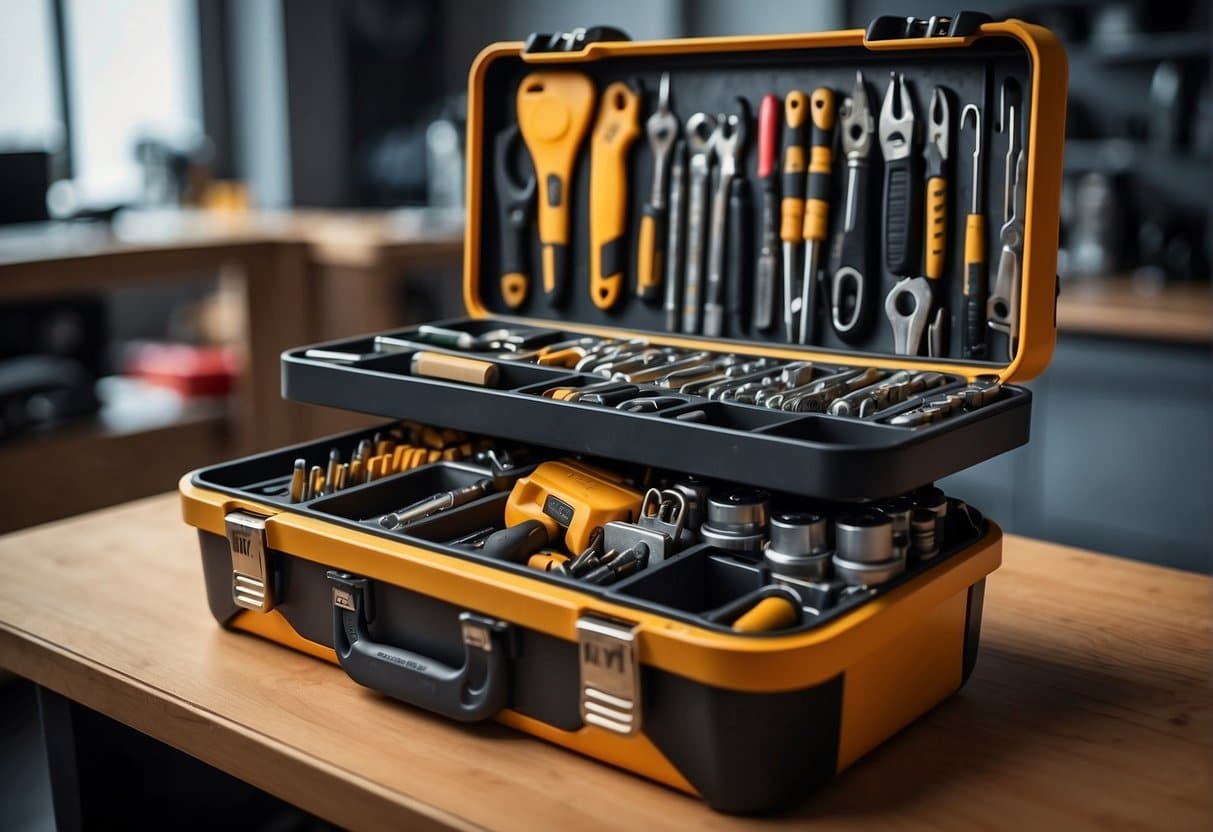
left=0, top=0, right=1208, bottom=569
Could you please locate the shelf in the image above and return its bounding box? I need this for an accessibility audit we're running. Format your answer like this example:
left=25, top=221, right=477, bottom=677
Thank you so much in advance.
left=1057, top=275, right=1212, bottom=344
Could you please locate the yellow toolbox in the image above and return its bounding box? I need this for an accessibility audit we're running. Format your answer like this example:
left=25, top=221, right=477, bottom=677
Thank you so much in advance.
left=181, top=12, right=1066, bottom=813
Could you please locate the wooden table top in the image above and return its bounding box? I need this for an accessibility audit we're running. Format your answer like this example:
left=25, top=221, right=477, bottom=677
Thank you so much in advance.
left=0, top=208, right=464, bottom=270
left=0, top=494, right=1208, bottom=831
left=1057, top=276, right=1212, bottom=344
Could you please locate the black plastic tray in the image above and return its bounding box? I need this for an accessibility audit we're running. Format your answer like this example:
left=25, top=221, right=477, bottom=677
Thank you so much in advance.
left=281, top=319, right=1031, bottom=500
left=190, top=422, right=988, bottom=635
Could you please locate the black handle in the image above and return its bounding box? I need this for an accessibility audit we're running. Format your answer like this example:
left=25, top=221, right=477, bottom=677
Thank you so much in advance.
left=543, top=243, right=569, bottom=307
left=501, top=222, right=528, bottom=280
left=963, top=262, right=988, bottom=359
left=752, top=179, right=779, bottom=332
left=726, top=177, right=752, bottom=337
left=830, top=161, right=874, bottom=343
left=882, top=153, right=922, bottom=276
left=328, top=572, right=511, bottom=723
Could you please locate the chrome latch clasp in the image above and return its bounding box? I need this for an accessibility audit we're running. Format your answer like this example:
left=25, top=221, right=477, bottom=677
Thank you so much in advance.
left=224, top=510, right=273, bottom=612
left=576, top=614, right=641, bottom=735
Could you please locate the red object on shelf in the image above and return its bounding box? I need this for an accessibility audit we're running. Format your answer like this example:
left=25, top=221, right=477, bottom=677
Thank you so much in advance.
left=125, top=343, right=242, bottom=397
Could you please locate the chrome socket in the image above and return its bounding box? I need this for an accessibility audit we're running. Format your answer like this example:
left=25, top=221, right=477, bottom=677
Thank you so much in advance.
left=764, top=512, right=831, bottom=580
left=834, top=510, right=894, bottom=564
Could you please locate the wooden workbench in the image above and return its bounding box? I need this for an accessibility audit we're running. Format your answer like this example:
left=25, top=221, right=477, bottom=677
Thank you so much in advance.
left=1056, top=276, right=1212, bottom=343
left=0, top=494, right=1207, bottom=830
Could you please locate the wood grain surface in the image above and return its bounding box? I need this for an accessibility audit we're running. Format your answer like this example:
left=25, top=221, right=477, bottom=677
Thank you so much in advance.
left=0, top=494, right=1208, bottom=831
left=1057, top=276, right=1212, bottom=344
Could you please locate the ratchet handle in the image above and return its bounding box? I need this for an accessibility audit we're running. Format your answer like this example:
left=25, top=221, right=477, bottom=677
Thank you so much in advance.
left=726, top=177, right=752, bottom=336
left=962, top=212, right=987, bottom=359
left=883, top=153, right=922, bottom=276
left=637, top=204, right=666, bottom=302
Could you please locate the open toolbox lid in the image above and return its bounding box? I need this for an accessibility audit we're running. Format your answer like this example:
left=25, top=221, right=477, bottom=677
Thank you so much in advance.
left=281, top=12, right=1067, bottom=500
left=461, top=12, right=1066, bottom=381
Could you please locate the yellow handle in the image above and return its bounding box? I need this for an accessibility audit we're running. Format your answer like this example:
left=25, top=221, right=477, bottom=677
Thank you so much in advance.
left=732, top=596, right=799, bottom=632
left=964, top=212, right=985, bottom=273
left=501, top=272, right=528, bottom=308
left=925, top=175, right=947, bottom=279
left=589, top=82, right=641, bottom=310
left=780, top=90, right=809, bottom=244
left=802, top=87, right=835, bottom=244
left=637, top=213, right=661, bottom=295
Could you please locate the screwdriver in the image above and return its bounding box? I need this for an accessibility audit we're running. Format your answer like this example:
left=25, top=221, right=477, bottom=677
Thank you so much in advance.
left=378, top=478, right=494, bottom=530
left=799, top=87, right=835, bottom=345
left=752, top=94, right=780, bottom=333
left=780, top=91, right=809, bottom=343
left=960, top=103, right=987, bottom=359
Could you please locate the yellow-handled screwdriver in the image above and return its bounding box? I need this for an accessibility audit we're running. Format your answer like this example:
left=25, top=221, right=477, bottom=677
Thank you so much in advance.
left=960, top=103, right=987, bottom=359
left=779, top=91, right=809, bottom=343
left=799, top=87, right=835, bottom=345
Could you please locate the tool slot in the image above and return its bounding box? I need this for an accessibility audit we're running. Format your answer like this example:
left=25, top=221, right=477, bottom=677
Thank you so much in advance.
left=306, top=462, right=498, bottom=524
left=757, top=414, right=905, bottom=446
left=607, top=547, right=764, bottom=614
left=405, top=493, right=511, bottom=544
left=654, top=401, right=803, bottom=432
left=354, top=352, right=574, bottom=391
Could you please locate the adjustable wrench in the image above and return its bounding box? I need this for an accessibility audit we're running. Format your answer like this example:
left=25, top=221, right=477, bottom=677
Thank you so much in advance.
left=829, top=71, right=876, bottom=343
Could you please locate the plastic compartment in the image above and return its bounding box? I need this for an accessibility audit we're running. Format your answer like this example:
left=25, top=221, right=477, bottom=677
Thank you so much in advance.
left=612, top=547, right=765, bottom=614
left=308, top=462, right=495, bottom=523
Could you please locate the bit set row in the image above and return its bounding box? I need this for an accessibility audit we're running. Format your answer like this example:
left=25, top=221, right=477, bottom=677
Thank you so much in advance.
left=287, top=422, right=481, bottom=503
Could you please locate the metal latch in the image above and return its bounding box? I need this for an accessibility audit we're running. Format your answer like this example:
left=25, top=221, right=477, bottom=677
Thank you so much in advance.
left=576, top=614, right=641, bottom=735
left=523, top=25, right=630, bottom=55
left=225, top=510, right=273, bottom=612
left=865, top=11, right=992, bottom=42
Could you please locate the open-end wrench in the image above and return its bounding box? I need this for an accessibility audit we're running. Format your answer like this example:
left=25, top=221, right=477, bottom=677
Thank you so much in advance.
left=681, top=114, right=717, bottom=334
left=638, top=73, right=678, bottom=303
left=830, top=72, right=876, bottom=342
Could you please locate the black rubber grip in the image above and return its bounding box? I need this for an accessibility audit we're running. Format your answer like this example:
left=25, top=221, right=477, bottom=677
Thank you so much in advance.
left=501, top=224, right=526, bottom=279
left=806, top=169, right=831, bottom=203
left=545, top=243, right=568, bottom=307
left=964, top=263, right=988, bottom=359
left=600, top=236, right=625, bottom=283
left=882, top=154, right=922, bottom=276
left=328, top=572, right=511, bottom=722
left=830, top=162, right=874, bottom=344
left=726, top=177, right=752, bottom=337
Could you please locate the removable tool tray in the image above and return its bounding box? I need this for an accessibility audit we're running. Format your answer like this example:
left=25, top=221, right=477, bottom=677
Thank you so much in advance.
left=282, top=320, right=1031, bottom=499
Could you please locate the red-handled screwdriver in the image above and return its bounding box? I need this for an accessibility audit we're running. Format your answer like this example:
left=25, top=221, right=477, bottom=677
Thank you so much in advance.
left=752, top=94, right=780, bottom=332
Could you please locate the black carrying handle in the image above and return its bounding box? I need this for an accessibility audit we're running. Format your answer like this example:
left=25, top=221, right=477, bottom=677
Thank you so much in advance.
left=882, top=153, right=922, bottom=277
left=328, top=572, right=511, bottom=722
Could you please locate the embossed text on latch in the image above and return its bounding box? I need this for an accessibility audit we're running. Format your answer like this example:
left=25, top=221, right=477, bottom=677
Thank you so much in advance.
left=576, top=614, right=641, bottom=735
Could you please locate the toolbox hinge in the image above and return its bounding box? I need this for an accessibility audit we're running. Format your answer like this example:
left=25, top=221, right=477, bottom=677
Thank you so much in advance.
left=865, top=10, right=992, bottom=42
left=523, top=26, right=631, bottom=55
left=224, top=510, right=274, bottom=613
left=575, top=614, right=642, bottom=735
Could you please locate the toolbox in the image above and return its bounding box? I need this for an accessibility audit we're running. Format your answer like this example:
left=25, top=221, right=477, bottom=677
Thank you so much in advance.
left=181, top=13, right=1066, bottom=814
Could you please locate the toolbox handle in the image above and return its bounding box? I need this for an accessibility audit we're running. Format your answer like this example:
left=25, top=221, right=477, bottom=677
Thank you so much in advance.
left=328, top=572, right=511, bottom=722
